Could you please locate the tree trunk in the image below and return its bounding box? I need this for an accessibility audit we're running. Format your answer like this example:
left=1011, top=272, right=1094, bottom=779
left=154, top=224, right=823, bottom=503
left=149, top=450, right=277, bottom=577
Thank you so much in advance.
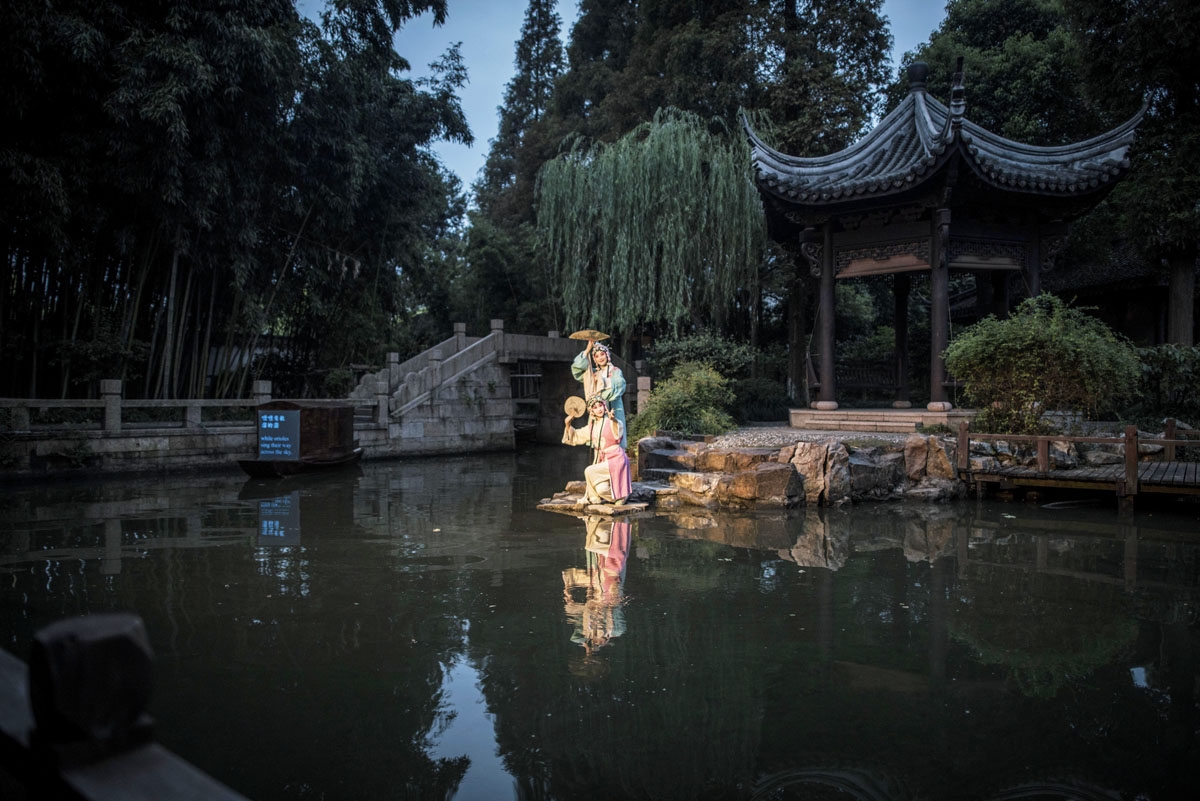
left=1166, top=252, right=1196, bottom=346
left=158, top=233, right=182, bottom=399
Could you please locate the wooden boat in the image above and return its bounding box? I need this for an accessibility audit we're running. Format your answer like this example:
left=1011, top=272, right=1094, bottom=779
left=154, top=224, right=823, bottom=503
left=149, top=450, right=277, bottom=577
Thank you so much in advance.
left=238, top=400, right=362, bottom=479
left=237, top=447, right=362, bottom=479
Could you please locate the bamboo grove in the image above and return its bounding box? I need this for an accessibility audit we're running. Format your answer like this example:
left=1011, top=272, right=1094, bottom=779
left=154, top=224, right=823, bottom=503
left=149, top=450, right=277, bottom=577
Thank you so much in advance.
left=1, top=0, right=468, bottom=399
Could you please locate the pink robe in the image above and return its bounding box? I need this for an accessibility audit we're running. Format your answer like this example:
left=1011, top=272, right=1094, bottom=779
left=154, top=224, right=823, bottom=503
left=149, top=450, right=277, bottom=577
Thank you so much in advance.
left=596, top=417, right=631, bottom=501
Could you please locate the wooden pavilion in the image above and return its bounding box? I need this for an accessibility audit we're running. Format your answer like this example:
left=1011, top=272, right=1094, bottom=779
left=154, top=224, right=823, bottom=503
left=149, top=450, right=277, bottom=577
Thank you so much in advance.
left=744, top=60, right=1145, bottom=411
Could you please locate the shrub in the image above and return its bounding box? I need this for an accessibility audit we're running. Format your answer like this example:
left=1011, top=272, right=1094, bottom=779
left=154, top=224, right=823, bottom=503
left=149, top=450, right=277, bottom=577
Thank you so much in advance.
left=649, top=331, right=754, bottom=379
left=1127, top=344, right=1200, bottom=424
left=629, top=362, right=736, bottom=439
left=944, top=295, right=1140, bottom=434
left=732, top=377, right=790, bottom=422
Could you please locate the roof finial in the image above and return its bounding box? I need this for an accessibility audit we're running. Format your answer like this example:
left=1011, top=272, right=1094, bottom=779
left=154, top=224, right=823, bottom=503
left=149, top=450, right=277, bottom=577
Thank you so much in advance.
left=949, top=57, right=966, bottom=123
left=908, top=62, right=929, bottom=94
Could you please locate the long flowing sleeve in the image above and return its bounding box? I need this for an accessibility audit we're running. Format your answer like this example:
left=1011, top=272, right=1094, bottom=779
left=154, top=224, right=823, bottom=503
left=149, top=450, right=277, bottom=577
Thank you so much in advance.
left=595, top=366, right=626, bottom=404
left=571, top=351, right=590, bottom=381
left=562, top=422, right=598, bottom=448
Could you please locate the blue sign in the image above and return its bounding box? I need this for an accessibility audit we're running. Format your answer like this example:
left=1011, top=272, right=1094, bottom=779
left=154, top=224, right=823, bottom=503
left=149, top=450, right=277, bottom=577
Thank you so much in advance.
left=258, top=410, right=300, bottom=460
left=258, top=492, right=301, bottom=546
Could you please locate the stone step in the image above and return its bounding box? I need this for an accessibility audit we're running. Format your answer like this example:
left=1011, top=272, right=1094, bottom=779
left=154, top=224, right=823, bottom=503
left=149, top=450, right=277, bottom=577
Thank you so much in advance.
left=789, top=408, right=976, bottom=433
left=792, top=420, right=922, bottom=432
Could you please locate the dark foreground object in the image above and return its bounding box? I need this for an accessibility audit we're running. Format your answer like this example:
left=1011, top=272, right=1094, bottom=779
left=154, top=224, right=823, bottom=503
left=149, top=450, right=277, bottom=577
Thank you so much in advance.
left=1, top=614, right=248, bottom=801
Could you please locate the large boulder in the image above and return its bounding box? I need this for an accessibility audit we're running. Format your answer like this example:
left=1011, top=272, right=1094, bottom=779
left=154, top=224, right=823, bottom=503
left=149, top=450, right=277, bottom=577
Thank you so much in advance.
left=716, top=461, right=802, bottom=508
left=791, top=441, right=829, bottom=505
left=849, top=448, right=905, bottom=500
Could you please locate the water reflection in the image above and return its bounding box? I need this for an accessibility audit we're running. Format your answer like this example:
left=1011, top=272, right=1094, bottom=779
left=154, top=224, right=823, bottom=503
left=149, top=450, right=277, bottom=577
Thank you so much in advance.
left=1, top=450, right=1198, bottom=801
left=562, top=516, right=632, bottom=660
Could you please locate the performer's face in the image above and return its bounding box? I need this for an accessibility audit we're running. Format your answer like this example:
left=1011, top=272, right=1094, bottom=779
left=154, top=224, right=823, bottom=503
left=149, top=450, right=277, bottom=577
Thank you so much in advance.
left=593, top=350, right=609, bottom=367
left=590, top=401, right=607, bottom=417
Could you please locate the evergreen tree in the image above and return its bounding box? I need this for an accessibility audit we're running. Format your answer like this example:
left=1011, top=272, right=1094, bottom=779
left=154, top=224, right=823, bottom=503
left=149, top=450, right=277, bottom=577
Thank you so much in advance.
left=759, top=0, right=893, bottom=155
left=883, top=0, right=1108, bottom=145
left=1062, top=0, right=1200, bottom=345
left=475, top=0, right=564, bottom=225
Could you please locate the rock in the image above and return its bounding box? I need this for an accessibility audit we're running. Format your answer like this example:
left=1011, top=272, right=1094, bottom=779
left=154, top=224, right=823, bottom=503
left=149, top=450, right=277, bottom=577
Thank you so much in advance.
left=850, top=449, right=903, bottom=499
left=1082, top=448, right=1122, bottom=466
left=826, top=442, right=852, bottom=505
left=903, top=478, right=961, bottom=503
left=968, top=455, right=1001, bottom=472
left=791, top=440, right=830, bottom=505
left=1049, top=440, right=1080, bottom=469
left=903, top=434, right=929, bottom=481
left=926, top=437, right=955, bottom=479
left=695, top=447, right=777, bottom=473
left=641, top=447, right=697, bottom=471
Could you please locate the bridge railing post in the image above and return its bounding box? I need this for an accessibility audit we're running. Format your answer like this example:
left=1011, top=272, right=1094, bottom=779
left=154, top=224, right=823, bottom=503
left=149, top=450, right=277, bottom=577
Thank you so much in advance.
left=100, top=380, right=122, bottom=433
left=252, top=380, right=272, bottom=404
left=490, top=319, right=505, bottom=361
left=1124, top=425, right=1140, bottom=497
left=1165, top=418, right=1177, bottom=462
left=375, top=379, right=389, bottom=428
left=387, top=352, right=400, bottom=394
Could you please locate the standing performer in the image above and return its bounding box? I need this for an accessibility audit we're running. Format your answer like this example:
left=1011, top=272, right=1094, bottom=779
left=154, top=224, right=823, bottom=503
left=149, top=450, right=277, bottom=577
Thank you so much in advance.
left=572, top=340, right=627, bottom=448
left=563, top=396, right=632, bottom=505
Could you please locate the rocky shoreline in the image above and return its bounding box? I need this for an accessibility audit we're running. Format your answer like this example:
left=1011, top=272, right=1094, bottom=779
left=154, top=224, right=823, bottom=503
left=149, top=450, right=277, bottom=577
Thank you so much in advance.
left=537, top=422, right=1181, bottom=515
left=538, top=427, right=965, bottom=514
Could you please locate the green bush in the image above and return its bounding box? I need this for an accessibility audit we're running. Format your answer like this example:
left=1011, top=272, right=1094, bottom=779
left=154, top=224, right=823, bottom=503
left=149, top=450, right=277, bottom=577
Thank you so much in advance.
left=1128, top=344, right=1200, bottom=424
left=732, top=377, right=790, bottom=422
left=944, top=295, right=1140, bottom=434
left=649, top=331, right=754, bottom=379
left=629, top=362, right=736, bottom=439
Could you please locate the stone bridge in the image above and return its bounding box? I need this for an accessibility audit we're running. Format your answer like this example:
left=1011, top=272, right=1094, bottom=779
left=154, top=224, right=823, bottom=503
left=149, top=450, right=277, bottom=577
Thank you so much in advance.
left=347, top=320, right=639, bottom=457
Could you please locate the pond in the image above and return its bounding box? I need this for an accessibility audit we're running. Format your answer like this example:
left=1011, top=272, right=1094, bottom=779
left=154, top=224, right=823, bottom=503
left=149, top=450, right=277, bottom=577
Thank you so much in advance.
left=2, top=446, right=1199, bottom=801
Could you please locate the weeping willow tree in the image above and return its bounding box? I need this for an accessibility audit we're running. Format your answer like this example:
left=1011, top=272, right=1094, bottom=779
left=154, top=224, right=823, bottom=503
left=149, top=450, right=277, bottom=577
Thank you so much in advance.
left=535, top=108, right=766, bottom=341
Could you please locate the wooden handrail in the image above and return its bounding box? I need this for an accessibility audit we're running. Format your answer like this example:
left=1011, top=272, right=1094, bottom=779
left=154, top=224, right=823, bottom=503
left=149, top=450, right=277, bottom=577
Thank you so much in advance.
left=956, top=419, right=1194, bottom=495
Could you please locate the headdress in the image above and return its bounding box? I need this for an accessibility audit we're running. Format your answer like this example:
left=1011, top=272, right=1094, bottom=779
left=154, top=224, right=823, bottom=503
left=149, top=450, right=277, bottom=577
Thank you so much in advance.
left=592, top=343, right=610, bottom=357
left=586, top=395, right=608, bottom=410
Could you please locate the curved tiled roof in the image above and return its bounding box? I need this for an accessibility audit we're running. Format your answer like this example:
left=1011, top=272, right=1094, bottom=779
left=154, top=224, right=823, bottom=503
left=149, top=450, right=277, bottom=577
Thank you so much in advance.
left=745, top=62, right=1145, bottom=207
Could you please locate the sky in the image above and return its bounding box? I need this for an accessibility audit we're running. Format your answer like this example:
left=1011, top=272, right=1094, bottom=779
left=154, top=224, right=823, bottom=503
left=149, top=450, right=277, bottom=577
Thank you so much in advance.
left=309, top=0, right=952, bottom=196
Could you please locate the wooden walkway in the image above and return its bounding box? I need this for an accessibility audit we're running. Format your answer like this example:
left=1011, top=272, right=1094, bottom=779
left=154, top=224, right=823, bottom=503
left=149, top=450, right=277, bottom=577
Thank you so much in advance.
left=972, top=459, right=1200, bottom=496
left=956, top=420, right=1200, bottom=504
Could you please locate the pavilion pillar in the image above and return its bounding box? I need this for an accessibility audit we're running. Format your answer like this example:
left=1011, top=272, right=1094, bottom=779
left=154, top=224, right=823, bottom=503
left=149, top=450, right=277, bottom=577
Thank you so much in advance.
left=991, top=271, right=1011, bottom=318
left=929, top=209, right=951, bottom=410
left=1025, top=229, right=1042, bottom=298
left=893, top=273, right=911, bottom=408
left=816, top=224, right=837, bottom=409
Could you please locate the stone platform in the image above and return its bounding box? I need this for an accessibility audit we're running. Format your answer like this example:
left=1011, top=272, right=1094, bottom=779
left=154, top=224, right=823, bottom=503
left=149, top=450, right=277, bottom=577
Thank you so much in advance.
left=788, top=407, right=977, bottom=433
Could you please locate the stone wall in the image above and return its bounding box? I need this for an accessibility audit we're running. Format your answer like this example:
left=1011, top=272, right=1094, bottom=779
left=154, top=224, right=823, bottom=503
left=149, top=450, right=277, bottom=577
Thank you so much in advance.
left=379, top=358, right=515, bottom=457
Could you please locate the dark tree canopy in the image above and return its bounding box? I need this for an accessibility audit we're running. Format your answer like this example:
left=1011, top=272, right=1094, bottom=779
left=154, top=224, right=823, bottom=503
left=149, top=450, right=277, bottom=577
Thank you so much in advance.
left=0, top=0, right=471, bottom=398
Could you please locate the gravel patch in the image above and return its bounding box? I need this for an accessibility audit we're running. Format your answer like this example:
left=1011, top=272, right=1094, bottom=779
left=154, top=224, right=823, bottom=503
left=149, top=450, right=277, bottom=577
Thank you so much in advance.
left=710, top=426, right=916, bottom=449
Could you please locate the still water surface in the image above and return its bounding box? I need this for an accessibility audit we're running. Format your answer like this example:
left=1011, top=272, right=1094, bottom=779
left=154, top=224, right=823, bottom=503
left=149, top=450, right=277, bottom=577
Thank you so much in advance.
left=2, top=447, right=1199, bottom=800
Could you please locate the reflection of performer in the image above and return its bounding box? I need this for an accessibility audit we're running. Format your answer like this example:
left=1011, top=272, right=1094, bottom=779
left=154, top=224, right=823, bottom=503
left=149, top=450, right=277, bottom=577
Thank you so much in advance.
left=563, top=516, right=632, bottom=655
left=572, top=340, right=627, bottom=448
left=563, top=396, right=631, bottom=504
